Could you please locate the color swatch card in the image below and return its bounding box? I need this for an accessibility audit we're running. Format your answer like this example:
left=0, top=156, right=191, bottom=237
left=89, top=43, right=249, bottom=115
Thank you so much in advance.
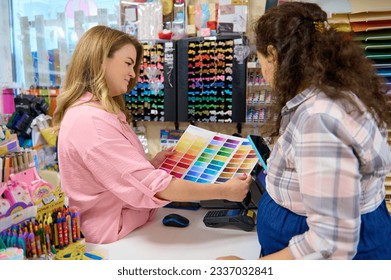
left=159, top=125, right=259, bottom=184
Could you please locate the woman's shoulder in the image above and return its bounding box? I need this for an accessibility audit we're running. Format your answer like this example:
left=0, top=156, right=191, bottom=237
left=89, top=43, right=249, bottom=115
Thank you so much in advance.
left=300, top=89, right=357, bottom=119
left=62, top=104, right=125, bottom=138
left=296, top=90, right=377, bottom=137
left=66, top=104, right=118, bottom=123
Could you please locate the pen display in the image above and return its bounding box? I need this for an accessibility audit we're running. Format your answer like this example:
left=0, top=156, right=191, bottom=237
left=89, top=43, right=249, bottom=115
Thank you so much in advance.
left=125, top=43, right=166, bottom=121
left=187, top=39, right=234, bottom=122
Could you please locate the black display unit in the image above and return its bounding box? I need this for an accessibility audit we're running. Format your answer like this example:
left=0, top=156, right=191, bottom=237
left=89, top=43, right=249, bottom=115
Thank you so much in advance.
left=125, top=40, right=177, bottom=122
left=176, top=36, right=247, bottom=123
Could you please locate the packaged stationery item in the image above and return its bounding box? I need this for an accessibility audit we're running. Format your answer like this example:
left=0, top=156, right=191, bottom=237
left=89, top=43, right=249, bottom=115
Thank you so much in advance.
left=0, top=167, right=61, bottom=234
left=0, top=247, right=24, bottom=260
left=0, top=177, right=33, bottom=218
left=11, top=167, right=52, bottom=203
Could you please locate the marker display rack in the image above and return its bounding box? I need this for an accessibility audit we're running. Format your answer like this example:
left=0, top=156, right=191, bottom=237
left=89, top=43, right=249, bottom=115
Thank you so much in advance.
left=176, top=35, right=247, bottom=123
left=125, top=40, right=176, bottom=122
left=245, top=62, right=272, bottom=124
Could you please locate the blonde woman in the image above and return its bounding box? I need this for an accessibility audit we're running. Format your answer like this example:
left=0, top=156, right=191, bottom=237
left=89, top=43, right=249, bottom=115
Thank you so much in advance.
left=53, top=26, right=251, bottom=244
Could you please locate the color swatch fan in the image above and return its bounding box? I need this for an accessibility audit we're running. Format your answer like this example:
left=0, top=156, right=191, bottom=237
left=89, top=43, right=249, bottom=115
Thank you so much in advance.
left=159, top=125, right=259, bottom=183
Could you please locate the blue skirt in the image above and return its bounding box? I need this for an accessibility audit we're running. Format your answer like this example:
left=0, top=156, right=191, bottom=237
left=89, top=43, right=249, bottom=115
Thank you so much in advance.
left=257, top=192, right=391, bottom=259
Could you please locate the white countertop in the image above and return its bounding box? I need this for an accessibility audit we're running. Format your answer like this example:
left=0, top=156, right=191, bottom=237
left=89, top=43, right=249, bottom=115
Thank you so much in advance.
left=87, top=207, right=260, bottom=260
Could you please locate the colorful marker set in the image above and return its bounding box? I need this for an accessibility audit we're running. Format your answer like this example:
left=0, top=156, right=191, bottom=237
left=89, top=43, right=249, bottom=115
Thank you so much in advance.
left=246, top=107, right=269, bottom=123
left=0, top=206, right=81, bottom=259
left=159, top=125, right=259, bottom=183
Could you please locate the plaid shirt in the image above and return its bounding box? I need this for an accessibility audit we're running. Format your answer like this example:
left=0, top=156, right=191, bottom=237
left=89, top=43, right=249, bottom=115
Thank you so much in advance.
left=266, top=87, right=391, bottom=259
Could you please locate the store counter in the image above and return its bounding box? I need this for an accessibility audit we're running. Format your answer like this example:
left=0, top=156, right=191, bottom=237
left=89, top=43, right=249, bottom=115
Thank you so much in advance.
left=86, top=207, right=260, bottom=260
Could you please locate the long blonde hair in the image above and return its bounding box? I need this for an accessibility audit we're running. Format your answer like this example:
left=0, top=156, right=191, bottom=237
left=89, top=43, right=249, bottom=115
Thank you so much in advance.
left=52, top=25, right=143, bottom=129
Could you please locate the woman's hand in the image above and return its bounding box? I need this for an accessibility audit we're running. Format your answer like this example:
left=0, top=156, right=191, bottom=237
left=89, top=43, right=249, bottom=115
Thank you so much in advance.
left=149, top=147, right=175, bottom=168
left=221, top=173, right=252, bottom=202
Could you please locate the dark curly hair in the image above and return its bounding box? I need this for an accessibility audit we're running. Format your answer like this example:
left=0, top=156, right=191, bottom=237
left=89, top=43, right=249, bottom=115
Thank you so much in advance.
left=255, top=2, right=391, bottom=138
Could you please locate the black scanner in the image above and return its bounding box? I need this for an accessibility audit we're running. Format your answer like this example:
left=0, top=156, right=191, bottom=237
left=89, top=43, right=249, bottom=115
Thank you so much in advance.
left=203, top=209, right=256, bottom=232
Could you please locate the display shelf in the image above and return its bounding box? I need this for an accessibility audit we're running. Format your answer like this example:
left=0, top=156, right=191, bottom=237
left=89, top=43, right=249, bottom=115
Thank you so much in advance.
left=245, top=61, right=272, bottom=124
left=176, top=35, right=247, bottom=123
left=125, top=40, right=176, bottom=122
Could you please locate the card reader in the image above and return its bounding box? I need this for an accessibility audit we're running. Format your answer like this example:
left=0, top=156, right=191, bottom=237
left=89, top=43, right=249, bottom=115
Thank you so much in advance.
left=203, top=209, right=256, bottom=232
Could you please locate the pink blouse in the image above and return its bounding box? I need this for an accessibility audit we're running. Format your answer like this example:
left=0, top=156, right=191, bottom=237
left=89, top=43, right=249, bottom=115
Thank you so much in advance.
left=58, top=93, right=172, bottom=244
